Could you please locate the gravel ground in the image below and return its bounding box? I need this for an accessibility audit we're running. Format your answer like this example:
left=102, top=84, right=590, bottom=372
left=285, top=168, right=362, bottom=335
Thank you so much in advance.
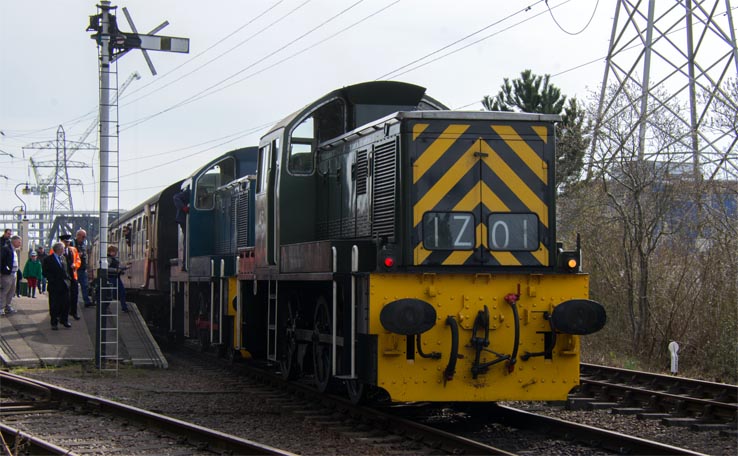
left=509, top=401, right=738, bottom=456
left=18, top=357, right=386, bottom=456
left=16, top=357, right=738, bottom=456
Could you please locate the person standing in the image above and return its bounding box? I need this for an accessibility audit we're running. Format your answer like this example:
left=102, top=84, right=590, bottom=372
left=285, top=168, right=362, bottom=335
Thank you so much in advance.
left=59, top=234, right=81, bottom=320
left=0, top=229, right=11, bottom=248
left=173, top=188, right=190, bottom=271
left=174, top=188, right=190, bottom=235
left=41, top=242, right=71, bottom=330
left=15, top=267, right=23, bottom=298
left=36, top=246, right=48, bottom=294
left=1, top=235, right=22, bottom=315
left=107, top=245, right=129, bottom=312
left=72, top=229, right=93, bottom=308
left=22, top=251, right=43, bottom=298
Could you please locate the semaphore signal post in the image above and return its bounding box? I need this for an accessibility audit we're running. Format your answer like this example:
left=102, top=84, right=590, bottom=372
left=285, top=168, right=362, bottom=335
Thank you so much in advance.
left=87, top=1, right=189, bottom=370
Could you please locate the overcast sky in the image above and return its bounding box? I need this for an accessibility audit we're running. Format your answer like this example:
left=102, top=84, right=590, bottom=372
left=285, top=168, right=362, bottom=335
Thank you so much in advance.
left=1, top=0, right=615, bottom=212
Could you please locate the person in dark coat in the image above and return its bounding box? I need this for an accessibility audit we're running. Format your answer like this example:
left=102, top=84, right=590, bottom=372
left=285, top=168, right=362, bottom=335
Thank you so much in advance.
left=107, top=245, right=128, bottom=312
left=36, top=246, right=48, bottom=294
left=1, top=235, right=21, bottom=314
left=173, top=188, right=190, bottom=270
left=0, top=229, right=11, bottom=248
left=41, top=242, right=72, bottom=330
left=173, top=188, right=190, bottom=233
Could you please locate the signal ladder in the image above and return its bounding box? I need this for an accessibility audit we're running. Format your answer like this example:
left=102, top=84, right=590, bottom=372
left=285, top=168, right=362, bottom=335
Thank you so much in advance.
left=97, top=274, right=120, bottom=371
left=96, top=42, right=120, bottom=373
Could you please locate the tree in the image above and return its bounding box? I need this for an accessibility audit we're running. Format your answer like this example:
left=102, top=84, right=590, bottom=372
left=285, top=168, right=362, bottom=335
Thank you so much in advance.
left=557, top=98, right=589, bottom=191
left=483, top=70, right=589, bottom=191
left=483, top=69, right=565, bottom=114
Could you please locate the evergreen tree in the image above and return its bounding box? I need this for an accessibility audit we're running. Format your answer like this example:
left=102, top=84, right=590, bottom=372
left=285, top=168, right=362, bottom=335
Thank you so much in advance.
left=483, top=69, right=589, bottom=191
left=557, top=98, right=589, bottom=190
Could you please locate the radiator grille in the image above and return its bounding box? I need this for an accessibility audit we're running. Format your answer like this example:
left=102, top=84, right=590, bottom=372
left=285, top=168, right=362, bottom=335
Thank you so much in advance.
left=356, top=149, right=368, bottom=195
left=372, top=138, right=397, bottom=238
left=236, top=189, right=250, bottom=248
left=214, top=193, right=234, bottom=255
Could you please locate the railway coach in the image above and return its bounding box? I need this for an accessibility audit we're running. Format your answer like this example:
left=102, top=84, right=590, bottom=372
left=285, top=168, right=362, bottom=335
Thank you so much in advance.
left=91, top=147, right=257, bottom=335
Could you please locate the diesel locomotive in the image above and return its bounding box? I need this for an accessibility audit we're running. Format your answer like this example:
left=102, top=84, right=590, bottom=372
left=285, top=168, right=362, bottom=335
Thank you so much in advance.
left=100, top=81, right=606, bottom=404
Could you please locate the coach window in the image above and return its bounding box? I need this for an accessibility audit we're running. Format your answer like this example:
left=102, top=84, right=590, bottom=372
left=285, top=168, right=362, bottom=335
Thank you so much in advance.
left=132, top=220, right=138, bottom=257
left=289, top=116, right=314, bottom=175
left=135, top=218, right=142, bottom=258
left=195, top=157, right=236, bottom=210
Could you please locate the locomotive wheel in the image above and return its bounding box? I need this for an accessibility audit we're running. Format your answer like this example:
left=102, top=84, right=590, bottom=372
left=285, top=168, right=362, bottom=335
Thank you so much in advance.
left=346, top=379, right=366, bottom=405
left=312, top=297, right=333, bottom=393
left=198, top=327, right=210, bottom=352
left=227, top=348, right=241, bottom=364
left=280, top=293, right=300, bottom=380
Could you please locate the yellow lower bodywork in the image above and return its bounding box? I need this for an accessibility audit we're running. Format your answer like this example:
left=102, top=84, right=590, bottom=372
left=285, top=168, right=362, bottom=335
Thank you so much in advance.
left=369, top=272, right=588, bottom=402
left=225, top=277, right=252, bottom=359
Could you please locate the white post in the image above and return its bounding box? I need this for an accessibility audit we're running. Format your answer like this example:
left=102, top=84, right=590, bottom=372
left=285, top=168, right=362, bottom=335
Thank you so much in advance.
left=98, top=0, right=111, bottom=277
left=96, top=0, right=113, bottom=369
left=668, top=341, right=679, bottom=375
left=210, top=259, right=215, bottom=344
left=219, top=258, right=224, bottom=345
left=331, top=246, right=337, bottom=376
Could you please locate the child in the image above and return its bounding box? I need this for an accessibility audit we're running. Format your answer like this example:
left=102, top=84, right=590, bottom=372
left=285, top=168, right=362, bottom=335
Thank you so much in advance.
left=107, top=245, right=129, bottom=312
left=22, top=251, right=43, bottom=298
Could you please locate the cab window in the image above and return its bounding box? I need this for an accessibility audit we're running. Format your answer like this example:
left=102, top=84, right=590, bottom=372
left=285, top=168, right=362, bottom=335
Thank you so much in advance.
left=195, top=157, right=236, bottom=209
left=289, top=117, right=314, bottom=174
left=257, top=144, right=271, bottom=194
left=288, top=98, right=345, bottom=175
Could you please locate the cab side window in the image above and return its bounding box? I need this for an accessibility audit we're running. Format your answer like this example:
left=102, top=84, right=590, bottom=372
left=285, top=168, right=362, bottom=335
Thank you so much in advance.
left=257, top=144, right=271, bottom=194
left=195, top=158, right=236, bottom=209
left=289, top=117, right=314, bottom=175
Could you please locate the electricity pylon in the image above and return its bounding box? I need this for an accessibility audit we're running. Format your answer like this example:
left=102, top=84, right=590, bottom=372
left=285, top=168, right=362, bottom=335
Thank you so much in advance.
left=24, top=125, right=95, bottom=222
left=589, top=0, right=738, bottom=181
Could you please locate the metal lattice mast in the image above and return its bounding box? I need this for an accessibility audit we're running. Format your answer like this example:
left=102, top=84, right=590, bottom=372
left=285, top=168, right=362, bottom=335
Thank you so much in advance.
left=589, top=0, right=738, bottom=180
left=23, top=125, right=95, bottom=240
left=52, top=126, right=75, bottom=215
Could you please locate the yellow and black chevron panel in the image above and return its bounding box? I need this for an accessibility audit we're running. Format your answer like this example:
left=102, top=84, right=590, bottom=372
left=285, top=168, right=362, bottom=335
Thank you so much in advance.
left=411, top=120, right=553, bottom=267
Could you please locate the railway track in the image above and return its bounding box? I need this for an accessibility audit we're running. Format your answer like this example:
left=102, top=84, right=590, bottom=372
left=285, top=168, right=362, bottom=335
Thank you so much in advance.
left=191, top=350, right=514, bottom=455
left=180, top=346, right=709, bottom=455
left=469, top=403, right=707, bottom=455
left=4, top=352, right=729, bottom=455
left=0, top=370, right=294, bottom=455
left=574, top=363, right=738, bottom=429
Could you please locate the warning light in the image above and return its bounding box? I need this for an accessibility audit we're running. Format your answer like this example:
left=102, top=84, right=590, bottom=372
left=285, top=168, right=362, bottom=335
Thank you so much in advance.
left=383, top=257, right=395, bottom=268
left=567, top=258, right=578, bottom=269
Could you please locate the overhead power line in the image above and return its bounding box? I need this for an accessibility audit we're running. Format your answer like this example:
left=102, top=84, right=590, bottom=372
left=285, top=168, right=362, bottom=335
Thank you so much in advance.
left=379, top=0, right=574, bottom=81
left=121, top=0, right=298, bottom=105
left=119, top=121, right=272, bottom=179
left=121, top=0, right=370, bottom=131
left=545, top=0, right=600, bottom=36
left=124, top=0, right=403, bottom=126
left=377, top=0, right=545, bottom=80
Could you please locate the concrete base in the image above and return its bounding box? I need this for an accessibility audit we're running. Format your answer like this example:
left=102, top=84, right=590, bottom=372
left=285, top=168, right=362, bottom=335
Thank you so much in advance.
left=0, top=294, right=167, bottom=368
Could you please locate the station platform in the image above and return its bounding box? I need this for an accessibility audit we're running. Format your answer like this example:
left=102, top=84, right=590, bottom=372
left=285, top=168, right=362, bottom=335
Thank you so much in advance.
left=0, top=294, right=167, bottom=368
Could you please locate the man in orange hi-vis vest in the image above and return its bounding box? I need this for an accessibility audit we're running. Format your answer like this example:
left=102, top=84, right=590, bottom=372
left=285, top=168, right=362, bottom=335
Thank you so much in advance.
left=59, top=234, right=82, bottom=321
